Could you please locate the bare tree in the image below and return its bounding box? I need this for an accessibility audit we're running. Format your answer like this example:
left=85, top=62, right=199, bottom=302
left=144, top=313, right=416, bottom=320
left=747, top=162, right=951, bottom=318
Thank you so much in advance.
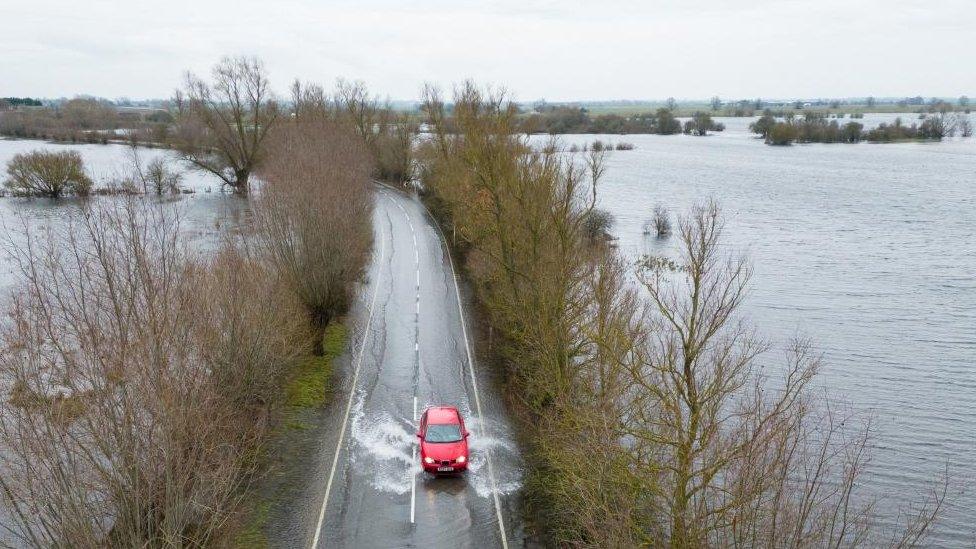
left=333, top=79, right=416, bottom=183
left=650, top=204, right=671, bottom=236
left=254, top=111, right=374, bottom=329
left=173, top=56, right=279, bottom=194
left=290, top=79, right=328, bottom=119
left=0, top=199, right=307, bottom=546
left=126, top=145, right=182, bottom=195
left=958, top=117, right=973, bottom=137
left=628, top=202, right=944, bottom=547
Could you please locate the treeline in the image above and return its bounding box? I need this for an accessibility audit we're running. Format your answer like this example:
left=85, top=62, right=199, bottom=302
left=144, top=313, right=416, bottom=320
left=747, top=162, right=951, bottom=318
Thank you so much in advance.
left=418, top=83, right=944, bottom=546
left=0, top=97, right=43, bottom=108
left=750, top=111, right=972, bottom=145
left=0, top=97, right=173, bottom=144
left=168, top=60, right=413, bottom=194
left=518, top=106, right=724, bottom=135
left=0, top=57, right=376, bottom=545
left=1, top=58, right=414, bottom=198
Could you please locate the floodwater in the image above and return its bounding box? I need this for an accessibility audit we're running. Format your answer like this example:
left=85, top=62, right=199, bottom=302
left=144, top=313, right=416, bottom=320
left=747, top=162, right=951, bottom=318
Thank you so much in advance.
left=0, top=140, right=249, bottom=297
left=541, top=114, right=975, bottom=545
left=1, top=117, right=975, bottom=546
left=0, top=139, right=246, bottom=547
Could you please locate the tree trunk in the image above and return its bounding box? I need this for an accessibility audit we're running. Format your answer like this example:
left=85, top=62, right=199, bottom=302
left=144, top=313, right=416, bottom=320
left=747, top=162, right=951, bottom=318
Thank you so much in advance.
left=233, top=170, right=250, bottom=195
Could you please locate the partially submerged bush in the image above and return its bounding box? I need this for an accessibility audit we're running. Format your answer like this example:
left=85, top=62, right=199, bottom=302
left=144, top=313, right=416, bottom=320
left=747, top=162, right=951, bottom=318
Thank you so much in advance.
left=651, top=204, right=671, bottom=236
left=582, top=207, right=614, bottom=241
left=683, top=111, right=725, bottom=136
left=766, top=122, right=798, bottom=145
left=960, top=118, right=973, bottom=137
left=3, top=150, right=93, bottom=197
left=127, top=146, right=182, bottom=195
left=615, top=142, right=635, bottom=150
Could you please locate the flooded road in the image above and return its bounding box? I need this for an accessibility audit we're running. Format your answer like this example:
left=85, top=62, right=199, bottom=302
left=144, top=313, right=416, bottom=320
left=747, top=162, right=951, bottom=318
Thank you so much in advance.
left=2, top=122, right=974, bottom=545
left=274, top=186, right=524, bottom=548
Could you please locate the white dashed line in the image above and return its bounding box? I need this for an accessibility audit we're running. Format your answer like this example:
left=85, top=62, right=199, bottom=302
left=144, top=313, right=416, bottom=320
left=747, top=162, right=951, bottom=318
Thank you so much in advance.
left=411, top=394, right=417, bottom=524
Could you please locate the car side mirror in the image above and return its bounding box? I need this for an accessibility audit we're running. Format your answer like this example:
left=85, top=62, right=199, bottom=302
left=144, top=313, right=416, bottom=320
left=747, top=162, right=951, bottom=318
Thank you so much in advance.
left=464, top=431, right=470, bottom=438
left=416, top=432, right=422, bottom=438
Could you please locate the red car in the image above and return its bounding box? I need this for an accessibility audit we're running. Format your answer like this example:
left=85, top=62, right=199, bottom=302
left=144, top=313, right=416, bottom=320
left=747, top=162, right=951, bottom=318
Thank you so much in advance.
left=417, top=406, right=470, bottom=474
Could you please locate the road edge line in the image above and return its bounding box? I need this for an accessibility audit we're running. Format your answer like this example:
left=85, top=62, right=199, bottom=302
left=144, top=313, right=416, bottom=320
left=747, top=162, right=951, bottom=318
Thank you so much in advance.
left=309, top=200, right=387, bottom=549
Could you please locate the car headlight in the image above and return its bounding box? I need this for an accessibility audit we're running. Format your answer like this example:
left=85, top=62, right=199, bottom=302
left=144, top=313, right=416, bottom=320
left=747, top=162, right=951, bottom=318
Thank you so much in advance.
left=424, top=456, right=435, bottom=464
left=456, top=455, right=466, bottom=463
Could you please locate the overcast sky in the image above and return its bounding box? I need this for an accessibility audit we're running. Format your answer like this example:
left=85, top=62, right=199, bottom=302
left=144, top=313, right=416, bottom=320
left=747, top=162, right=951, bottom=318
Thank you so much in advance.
left=2, top=0, right=974, bottom=102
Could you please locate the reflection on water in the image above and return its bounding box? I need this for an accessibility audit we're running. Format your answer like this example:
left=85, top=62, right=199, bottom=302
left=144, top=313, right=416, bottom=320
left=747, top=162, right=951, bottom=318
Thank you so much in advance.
left=535, top=118, right=975, bottom=545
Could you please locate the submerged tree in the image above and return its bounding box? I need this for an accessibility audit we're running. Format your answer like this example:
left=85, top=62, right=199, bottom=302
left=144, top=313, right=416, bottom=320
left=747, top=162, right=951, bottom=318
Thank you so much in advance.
left=3, top=150, right=92, bottom=198
left=626, top=202, right=945, bottom=547
left=683, top=111, right=725, bottom=136
left=172, top=56, right=279, bottom=194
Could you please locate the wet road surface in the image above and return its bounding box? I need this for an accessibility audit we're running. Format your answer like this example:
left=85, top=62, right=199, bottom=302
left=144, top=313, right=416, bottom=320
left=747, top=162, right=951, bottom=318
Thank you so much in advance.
left=304, top=186, right=524, bottom=548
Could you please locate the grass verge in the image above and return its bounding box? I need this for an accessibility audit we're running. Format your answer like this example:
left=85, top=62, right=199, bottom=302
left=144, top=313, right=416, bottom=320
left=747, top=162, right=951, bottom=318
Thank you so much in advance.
left=234, top=321, right=348, bottom=548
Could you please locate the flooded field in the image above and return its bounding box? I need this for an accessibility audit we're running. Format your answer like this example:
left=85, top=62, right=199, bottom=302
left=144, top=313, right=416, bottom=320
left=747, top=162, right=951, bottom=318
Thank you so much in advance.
left=2, top=120, right=975, bottom=545
left=542, top=115, right=975, bottom=545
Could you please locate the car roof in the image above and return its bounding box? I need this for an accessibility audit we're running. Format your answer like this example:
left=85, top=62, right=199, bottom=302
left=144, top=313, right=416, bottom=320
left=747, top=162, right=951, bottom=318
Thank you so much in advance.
left=425, top=406, right=461, bottom=424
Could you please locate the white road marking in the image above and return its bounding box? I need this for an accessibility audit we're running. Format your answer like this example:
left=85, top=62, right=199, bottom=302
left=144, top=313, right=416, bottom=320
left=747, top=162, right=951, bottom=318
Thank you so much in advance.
left=310, top=208, right=387, bottom=549
left=410, top=208, right=420, bottom=526
left=410, top=448, right=417, bottom=524
left=375, top=185, right=509, bottom=547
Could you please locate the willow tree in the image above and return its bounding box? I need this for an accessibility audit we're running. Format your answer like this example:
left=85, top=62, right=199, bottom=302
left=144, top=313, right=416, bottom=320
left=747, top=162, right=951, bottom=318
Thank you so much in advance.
left=173, top=56, right=279, bottom=194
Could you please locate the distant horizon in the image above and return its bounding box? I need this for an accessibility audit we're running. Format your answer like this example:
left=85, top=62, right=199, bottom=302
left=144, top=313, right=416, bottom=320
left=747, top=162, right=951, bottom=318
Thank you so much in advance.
left=4, top=94, right=971, bottom=108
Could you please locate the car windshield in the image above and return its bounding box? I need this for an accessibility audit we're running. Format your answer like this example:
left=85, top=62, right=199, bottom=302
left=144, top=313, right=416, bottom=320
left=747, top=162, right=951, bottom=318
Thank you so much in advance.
left=425, top=423, right=462, bottom=443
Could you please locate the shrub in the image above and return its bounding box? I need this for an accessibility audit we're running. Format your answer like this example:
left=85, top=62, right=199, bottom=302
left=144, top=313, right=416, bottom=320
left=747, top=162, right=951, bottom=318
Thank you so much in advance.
left=654, top=107, right=682, bottom=135
left=749, top=113, right=777, bottom=138
left=582, top=207, right=614, bottom=241
left=3, top=150, right=93, bottom=197
left=959, top=118, right=973, bottom=137
left=652, top=204, right=671, bottom=236
left=615, top=142, right=635, bottom=151
left=841, top=121, right=864, bottom=143
left=683, top=111, right=724, bottom=136
left=766, top=123, right=797, bottom=145
left=127, top=147, right=182, bottom=195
